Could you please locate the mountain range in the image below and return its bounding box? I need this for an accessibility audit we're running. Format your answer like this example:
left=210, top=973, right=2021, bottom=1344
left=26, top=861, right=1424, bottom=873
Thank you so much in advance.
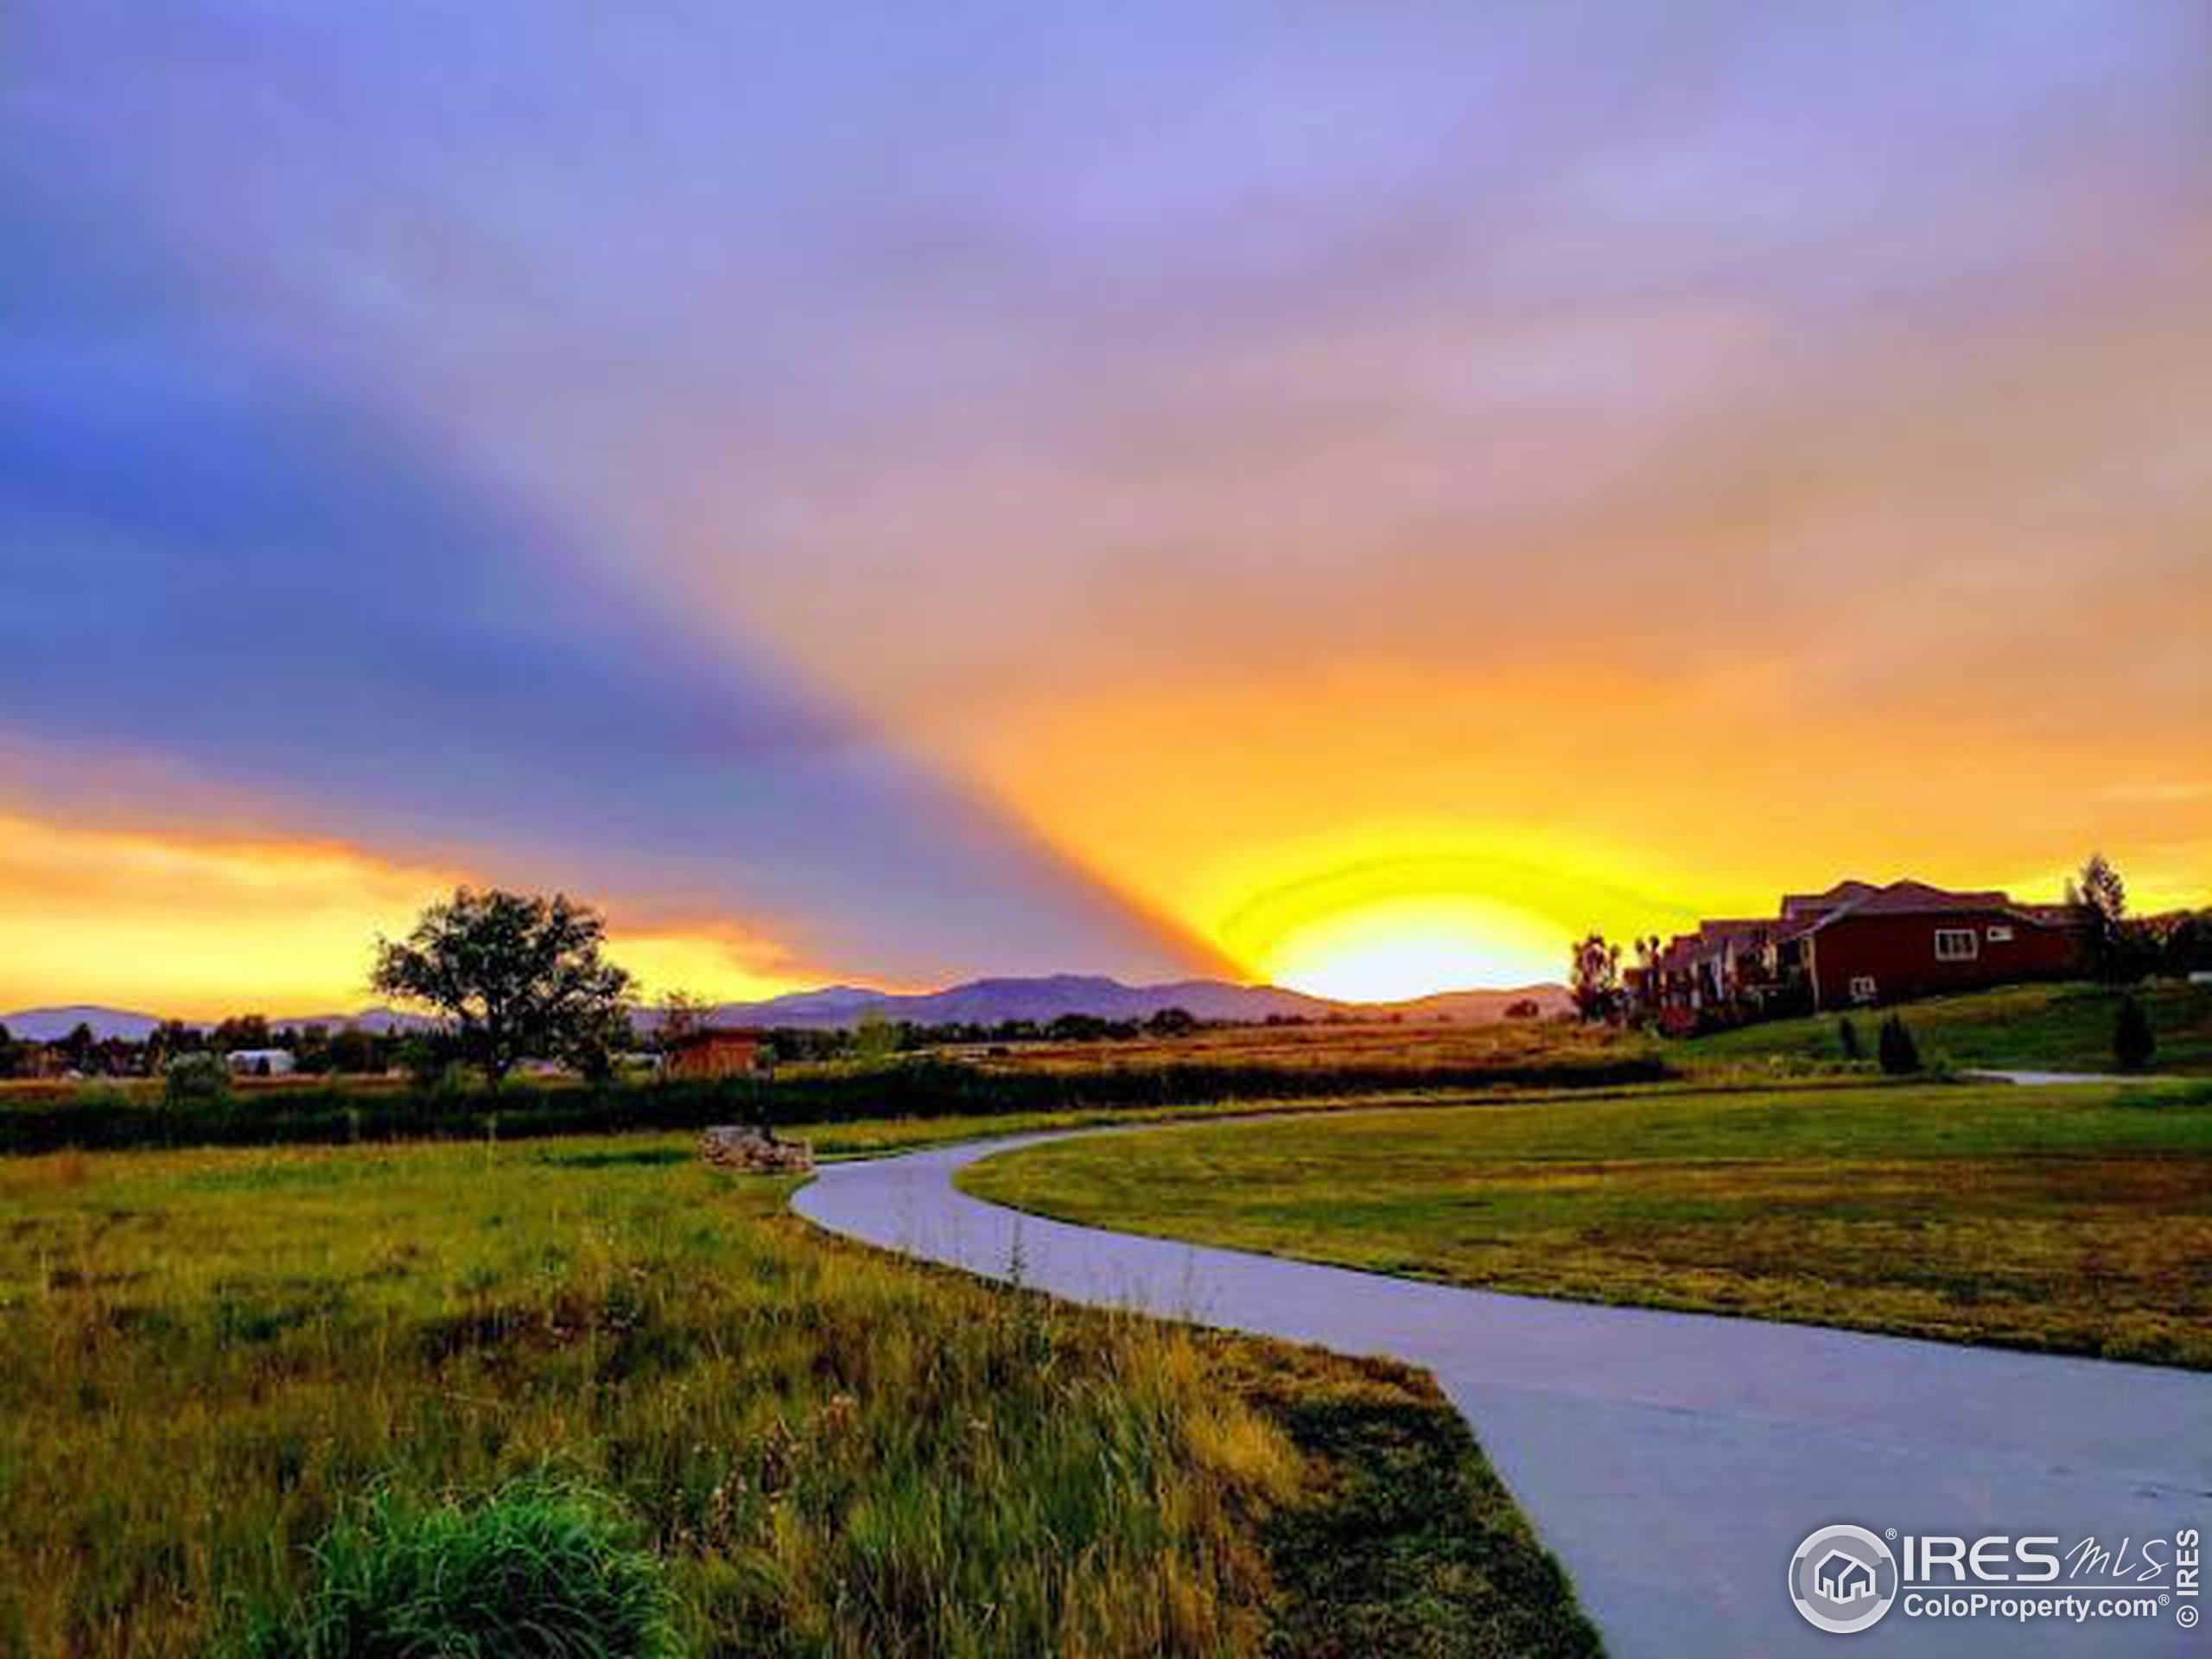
left=675, top=975, right=1570, bottom=1030
left=0, top=1004, right=438, bottom=1042
left=4, top=976, right=1569, bottom=1044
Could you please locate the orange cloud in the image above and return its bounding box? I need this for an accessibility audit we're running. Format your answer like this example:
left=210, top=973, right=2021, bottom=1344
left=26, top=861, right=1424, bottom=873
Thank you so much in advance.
left=0, top=807, right=823, bottom=1018
left=938, top=656, right=2210, bottom=990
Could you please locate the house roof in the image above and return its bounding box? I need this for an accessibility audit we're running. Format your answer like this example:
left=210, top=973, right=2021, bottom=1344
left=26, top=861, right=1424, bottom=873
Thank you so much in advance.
left=1816, top=1550, right=1873, bottom=1584
left=1802, top=879, right=2060, bottom=933
left=1698, top=918, right=1775, bottom=940
left=1779, top=879, right=1881, bottom=919
left=667, top=1026, right=764, bottom=1047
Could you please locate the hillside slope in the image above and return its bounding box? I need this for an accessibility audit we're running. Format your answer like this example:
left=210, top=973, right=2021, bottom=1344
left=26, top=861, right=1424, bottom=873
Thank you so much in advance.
left=1688, top=980, right=2212, bottom=1074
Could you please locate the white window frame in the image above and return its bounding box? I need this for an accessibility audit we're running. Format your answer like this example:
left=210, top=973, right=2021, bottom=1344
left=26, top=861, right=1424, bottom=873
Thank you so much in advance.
left=1849, top=975, right=1878, bottom=1002
left=1935, top=928, right=1980, bottom=962
left=1986, top=925, right=2014, bottom=943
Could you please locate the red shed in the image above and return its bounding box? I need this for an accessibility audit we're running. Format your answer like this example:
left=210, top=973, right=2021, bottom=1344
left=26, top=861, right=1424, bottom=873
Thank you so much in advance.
left=664, top=1027, right=766, bottom=1080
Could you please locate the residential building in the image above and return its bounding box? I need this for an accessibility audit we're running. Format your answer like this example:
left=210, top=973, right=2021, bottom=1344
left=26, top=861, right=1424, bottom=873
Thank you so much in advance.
left=1627, top=878, right=2088, bottom=1031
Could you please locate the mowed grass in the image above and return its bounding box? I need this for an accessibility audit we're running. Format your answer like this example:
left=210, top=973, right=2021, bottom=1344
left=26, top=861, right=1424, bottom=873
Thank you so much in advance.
left=0, top=1133, right=1598, bottom=1659
left=963, top=1080, right=2212, bottom=1368
left=1687, top=979, right=2212, bottom=1075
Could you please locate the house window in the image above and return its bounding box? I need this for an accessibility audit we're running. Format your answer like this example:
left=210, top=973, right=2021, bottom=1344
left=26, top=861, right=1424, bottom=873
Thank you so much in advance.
left=1986, top=925, right=2014, bottom=943
left=1849, top=975, right=1878, bottom=1002
left=1935, top=928, right=1980, bottom=962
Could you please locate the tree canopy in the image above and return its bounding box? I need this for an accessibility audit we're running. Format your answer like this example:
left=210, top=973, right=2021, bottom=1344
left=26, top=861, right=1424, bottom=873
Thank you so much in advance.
left=1569, top=933, right=1622, bottom=1023
left=371, top=888, right=636, bottom=1083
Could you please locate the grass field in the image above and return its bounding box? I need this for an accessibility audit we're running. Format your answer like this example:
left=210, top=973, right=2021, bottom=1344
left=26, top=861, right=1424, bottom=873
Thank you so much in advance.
left=0, top=1132, right=1598, bottom=1658
left=948, top=1018, right=1631, bottom=1073
left=963, top=1079, right=2212, bottom=1368
left=1686, top=979, right=2212, bottom=1075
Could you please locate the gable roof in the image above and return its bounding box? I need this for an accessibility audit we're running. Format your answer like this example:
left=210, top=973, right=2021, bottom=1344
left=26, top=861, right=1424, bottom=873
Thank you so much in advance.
left=1780, top=879, right=1880, bottom=920
left=1802, top=878, right=2069, bottom=934
left=667, top=1026, right=765, bottom=1048
left=1815, top=1549, right=1874, bottom=1586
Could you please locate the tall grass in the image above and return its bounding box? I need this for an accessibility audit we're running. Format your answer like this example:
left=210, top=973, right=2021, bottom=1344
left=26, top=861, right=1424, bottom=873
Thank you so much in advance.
left=241, top=1478, right=680, bottom=1659
left=0, top=1137, right=1596, bottom=1657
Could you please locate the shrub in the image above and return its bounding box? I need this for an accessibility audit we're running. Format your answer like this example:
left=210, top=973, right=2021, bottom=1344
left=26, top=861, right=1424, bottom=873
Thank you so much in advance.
left=0, top=1052, right=1676, bottom=1155
left=245, top=1477, right=678, bottom=1659
left=2113, top=996, right=2157, bottom=1072
left=1877, top=1014, right=1921, bottom=1075
left=165, top=1052, right=234, bottom=1108
left=1836, top=1017, right=1862, bottom=1061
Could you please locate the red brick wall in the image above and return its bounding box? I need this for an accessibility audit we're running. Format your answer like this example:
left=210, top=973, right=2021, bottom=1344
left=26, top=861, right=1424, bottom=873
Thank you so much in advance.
left=1807, top=912, right=2082, bottom=1010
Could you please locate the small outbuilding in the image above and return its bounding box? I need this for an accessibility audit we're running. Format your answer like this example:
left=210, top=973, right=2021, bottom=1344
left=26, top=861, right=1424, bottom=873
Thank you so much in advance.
left=665, top=1027, right=766, bottom=1080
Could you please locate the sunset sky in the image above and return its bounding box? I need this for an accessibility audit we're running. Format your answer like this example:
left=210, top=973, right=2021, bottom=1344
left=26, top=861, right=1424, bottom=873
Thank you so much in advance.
left=3, top=3, right=2207, bottom=1015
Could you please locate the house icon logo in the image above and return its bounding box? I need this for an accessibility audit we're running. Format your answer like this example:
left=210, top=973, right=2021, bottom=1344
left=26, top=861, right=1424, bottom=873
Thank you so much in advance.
left=1816, top=1550, right=1876, bottom=1602
left=1789, top=1524, right=1898, bottom=1633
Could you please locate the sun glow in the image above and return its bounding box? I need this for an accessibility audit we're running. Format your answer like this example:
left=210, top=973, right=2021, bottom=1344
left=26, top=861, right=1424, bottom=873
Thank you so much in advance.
left=1195, top=830, right=1690, bottom=1003
left=1258, top=893, right=1566, bottom=1002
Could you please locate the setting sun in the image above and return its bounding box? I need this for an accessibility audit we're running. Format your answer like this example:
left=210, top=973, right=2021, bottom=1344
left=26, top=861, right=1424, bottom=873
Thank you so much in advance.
left=1256, top=893, right=1565, bottom=1001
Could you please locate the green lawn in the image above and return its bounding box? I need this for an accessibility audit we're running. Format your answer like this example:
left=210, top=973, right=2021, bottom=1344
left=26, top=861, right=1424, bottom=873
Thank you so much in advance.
left=0, top=1132, right=1597, bottom=1659
left=962, top=1080, right=2212, bottom=1368
left=1686, top=979, right=2212, bottom=1075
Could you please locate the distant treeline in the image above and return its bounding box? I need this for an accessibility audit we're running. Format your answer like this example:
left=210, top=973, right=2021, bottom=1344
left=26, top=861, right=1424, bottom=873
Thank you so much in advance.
left=0, top=1007, right=1319, bottom=1083
left=0, top=1052, right=1669, bottom=1156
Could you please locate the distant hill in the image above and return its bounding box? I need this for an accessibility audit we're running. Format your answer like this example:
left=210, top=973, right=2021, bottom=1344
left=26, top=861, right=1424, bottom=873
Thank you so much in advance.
left=0, top=1005, right=442, bottom=1041
left=0, top=1005, right=165, bottom=1043
left=1388, top=985, right=1574, bottom=1022
left=692, top=974, right=1571, bottom=1031
left=5, top=978, right=1571, bottom=1046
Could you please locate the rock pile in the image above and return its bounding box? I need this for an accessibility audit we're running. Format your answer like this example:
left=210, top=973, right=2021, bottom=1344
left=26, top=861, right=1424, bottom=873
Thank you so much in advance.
left=699, top=1124, right=816, bottom=1174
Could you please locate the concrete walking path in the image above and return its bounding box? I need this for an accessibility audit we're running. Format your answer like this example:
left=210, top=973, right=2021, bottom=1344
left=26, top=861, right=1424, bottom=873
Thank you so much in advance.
left=793, top=1127, right=2211, bottom=1656
left=1961, top=1068, right=2163, bottom=1085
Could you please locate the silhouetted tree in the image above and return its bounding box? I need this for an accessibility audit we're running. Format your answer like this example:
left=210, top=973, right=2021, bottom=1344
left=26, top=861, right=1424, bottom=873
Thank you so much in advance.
left=851, top=1013, right=903, bottom=1065
left=60, top=1021, right=96, bottom=1072
left=1837, top=1017, right=1862, bottom=1061
left=213, top=1014, right=272, bottom=1052
left=2158, top=910, right=2211, bottom=976
left=1046, top=1012, right=1115, bottom=1042
left=1143, top=1007, right=1199, bottom=1037
left=1569, top=933, right=1623, bottom=1023
left=1878, top=1014, right=1921, bottom=1075
left=2113, top=996, right=2156, bottom=1072
left=371, top=887, right=635, bottom=1084
left=327, top=1027, right=385, bottom=1076
left=2068, top=852, right=2133, bottom=982
left=164, top=1051, right=232, bottom=1107
left=654, top=990, right=713, bottom=1052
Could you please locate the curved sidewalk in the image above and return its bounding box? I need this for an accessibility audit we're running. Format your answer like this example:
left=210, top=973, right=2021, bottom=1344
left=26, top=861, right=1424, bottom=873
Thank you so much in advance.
left=793, top=1128, right=2211, bottom=1657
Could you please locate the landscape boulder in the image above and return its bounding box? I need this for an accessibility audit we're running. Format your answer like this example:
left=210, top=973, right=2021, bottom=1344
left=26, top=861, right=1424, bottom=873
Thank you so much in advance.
left=699, top=1124, right=815, bottom=1174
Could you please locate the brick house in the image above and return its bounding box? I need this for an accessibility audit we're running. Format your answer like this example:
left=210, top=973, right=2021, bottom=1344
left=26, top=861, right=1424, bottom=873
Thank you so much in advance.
left=1628, top=878, right=2088, bottom=1029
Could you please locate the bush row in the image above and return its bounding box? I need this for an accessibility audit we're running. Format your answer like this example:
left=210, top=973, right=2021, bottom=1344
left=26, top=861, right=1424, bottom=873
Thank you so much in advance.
left=0, top=1052, right=1671, bottom=1155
